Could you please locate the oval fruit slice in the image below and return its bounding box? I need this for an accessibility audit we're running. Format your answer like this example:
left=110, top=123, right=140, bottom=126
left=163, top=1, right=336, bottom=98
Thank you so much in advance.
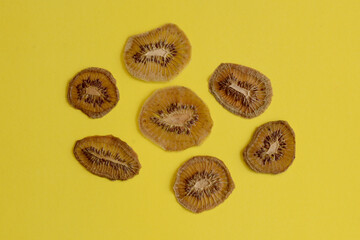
left=209, top=63, right=272, bottom=118
left=73, top=135, right=141, bottom=180
left=243, top=121, right=295, bottom=174
left=124, top=23, right=191, bottom=82
left=174, top=156, right=235, bottom=213
left=139, top=86, right=213, bottom=151
left=68, top=67, right=119, bottom=118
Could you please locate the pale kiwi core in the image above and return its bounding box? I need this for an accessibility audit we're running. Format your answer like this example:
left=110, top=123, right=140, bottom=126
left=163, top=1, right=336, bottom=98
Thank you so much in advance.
left=85, top=86, right=102, bottom=96
left=266, top=140, right=280, bottom=156
left=84, top=147, right=128, bottom=166
left=194, top=179, right=211, bottom=190
left=144, top=48, right=170, bottom=58
left=161, top=110, right=193, bottom=127
left=229, top=82, right=250, bottom=97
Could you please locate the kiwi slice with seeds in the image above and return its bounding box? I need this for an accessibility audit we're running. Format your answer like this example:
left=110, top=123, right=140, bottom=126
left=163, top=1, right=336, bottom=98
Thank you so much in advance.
left=243, top=121, right=295, bottom=174
left=124, top=23, right=191, bottom=82
left=209, top=63, right=272, bottom=118
left=68, top=67, right=119, bottom=118
left=73, top=135, right=141, bottom=181
left=139, top=86, right=213, bottom=151
left=173, top=156, right=235, bottom=213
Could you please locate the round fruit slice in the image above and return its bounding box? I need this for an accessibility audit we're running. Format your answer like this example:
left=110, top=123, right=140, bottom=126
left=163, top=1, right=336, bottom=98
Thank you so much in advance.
left=173, top=156, right=235, bottom=213
left=243, top=121, right=295, bottom=174
left=209, top=63, right=272, bottom=118
left=73, top=135, right=141, bottom=180
left=68, top=67, right=119, bottom=118
left=139, top=86, right=213, bottom=151
left=124, top=23, right=191, bottom=82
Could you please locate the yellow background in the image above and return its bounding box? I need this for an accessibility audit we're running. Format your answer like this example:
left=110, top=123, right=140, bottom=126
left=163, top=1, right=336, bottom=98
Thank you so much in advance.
left=0, top=0, right=359, bottom=239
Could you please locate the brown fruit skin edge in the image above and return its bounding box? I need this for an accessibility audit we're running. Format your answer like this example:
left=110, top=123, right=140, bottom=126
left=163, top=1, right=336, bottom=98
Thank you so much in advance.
left=173, top=156, right=235, bottom=213
left=124, top=23, right=191, bottom=82
left=138, top=86, right=213, bottom=151
left=73, top=135, right=141, bottom=181
left=67, top=67, right=120, bottom=119
left=243, top=120, right=296, bottom=174
left=209, top=63, right=273, bottom=119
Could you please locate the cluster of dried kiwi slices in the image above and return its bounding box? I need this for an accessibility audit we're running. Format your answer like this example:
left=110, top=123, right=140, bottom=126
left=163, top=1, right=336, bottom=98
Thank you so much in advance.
left=208, top=63, right=296, bottom=173
left=66, top=23, right=296, bottom=214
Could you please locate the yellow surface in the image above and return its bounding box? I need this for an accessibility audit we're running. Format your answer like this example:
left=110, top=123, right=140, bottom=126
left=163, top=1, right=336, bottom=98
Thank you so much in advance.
left=0, top=0, right=359, bottom=239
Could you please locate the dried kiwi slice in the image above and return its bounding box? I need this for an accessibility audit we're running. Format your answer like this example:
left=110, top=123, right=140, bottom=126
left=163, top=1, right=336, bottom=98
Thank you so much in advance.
left=124, top=23, right=191, bottom=82
left=68, top=67, right=119, bottom=118
left=139, top=86, right=213, bottom=151
left=243, top=121, right=295, bottom=174
left=73, top=135, right=141, bottom=180
left=209, top=63, right=272, bottom=118
left=173, top=156, right=235, bottom=213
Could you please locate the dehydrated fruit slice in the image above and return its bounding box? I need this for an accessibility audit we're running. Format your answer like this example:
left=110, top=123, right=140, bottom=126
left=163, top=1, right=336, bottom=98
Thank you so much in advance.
left=139, top=86, right=213, bottom=151
left=67, top=67, right=119, bottom=118
left=73, top=135, right=141, bottom=180
left=124, top=23, right=191, bottom=82
left=209, top=63, right=272, bottom=118
left=243, top=121, right=295, bottom=174
left=173, top=156, right=235, bottom=213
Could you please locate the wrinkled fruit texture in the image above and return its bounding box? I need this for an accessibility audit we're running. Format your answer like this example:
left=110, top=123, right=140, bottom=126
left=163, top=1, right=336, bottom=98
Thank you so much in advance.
left=73, top=135, right=141, bottom=180
left=174, top=156, right=235, bottom=213
left=243, top=121, right=295, bottom=174
left=209, top=63, right=272, bottom=118
left=68, top=67, right=119, bottom=118
left=124, top=23, right=191, bottom=82
left=139, top=86, right=213, bottom=151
